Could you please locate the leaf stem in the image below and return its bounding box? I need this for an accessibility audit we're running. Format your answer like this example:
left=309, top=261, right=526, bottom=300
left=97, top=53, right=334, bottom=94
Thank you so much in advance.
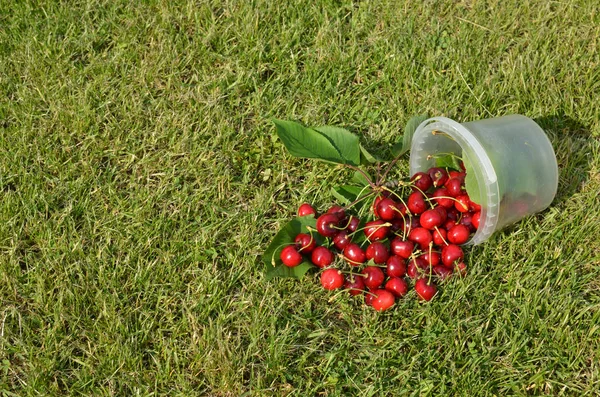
left=346, top=165, right=377, bottom=189
left=378, top=149, right=405, bottom=186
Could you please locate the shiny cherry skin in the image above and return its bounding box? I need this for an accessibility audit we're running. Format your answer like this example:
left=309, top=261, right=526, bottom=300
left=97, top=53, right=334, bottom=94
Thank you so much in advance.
left=298, top=203, right=316, bottom=217
left=441, top=244, right=464, bottom=267
left=364, top=220, right=390, bottom=242
left=280, top=245, right=303, bottom=267
left=366, top=242, right=390, bottom=264
left=362, top=266, right=385, bottom=290
left=320, top=269, right=345, bottom=290
left=371, top=289, right=396, bottom=311
left=311, top=246, right=334, bottom=268
left=415, top=278, right=437, bottom=301
left=386, top=255, right=407, bottom=277
left=385, top=277, right=409, bottom=297
left=294, top=233, right=316, bottom=253
left=343, top=243, right=366, bottom=266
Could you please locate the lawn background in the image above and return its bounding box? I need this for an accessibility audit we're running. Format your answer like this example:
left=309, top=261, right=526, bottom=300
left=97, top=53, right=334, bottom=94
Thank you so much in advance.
left=1, top=0, right=599, bottom=395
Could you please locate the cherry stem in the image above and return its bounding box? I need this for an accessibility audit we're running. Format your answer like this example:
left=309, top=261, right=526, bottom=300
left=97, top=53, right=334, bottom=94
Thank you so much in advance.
left=348, top=222, right=392, bottom=239
left=342, top=188, right=376, bottom=213
left=270, top=242, right=294, bottom=266
left=346, top=164, right=377, bottom=189
left=433, top=226, right=449, bottom=246
left=409, top=184, right=436, bottom=209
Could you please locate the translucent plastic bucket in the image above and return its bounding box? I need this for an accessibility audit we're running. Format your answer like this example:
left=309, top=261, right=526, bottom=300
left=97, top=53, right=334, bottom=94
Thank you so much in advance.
left=409, top=115, right=558, bottom=245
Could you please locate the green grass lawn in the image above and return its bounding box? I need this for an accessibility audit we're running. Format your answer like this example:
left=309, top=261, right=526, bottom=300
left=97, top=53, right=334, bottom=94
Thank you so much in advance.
left=1, top=0, right=600, bottom=395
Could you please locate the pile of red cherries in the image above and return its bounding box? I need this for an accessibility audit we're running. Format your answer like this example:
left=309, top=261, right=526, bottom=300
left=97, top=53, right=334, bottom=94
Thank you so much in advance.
left=280, top=166, right=482, bottom=311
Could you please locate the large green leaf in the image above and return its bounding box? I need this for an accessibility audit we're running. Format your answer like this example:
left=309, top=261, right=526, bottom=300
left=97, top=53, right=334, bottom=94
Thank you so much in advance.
left=392, top=114, right=429, bottom=156
left=272, top=119, right=361, bottom=166
left=262, top=216, right=324, bottom=280
left=313, top=126, right=361, bottom=166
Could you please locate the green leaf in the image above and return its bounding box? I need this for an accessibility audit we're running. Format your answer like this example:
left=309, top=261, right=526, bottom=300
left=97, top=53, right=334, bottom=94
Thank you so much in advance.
left=262, top=216, right=324, bottom=280
left=434, top=153, right=462, bottom=171
left=359, top=144, right=388, bottom=164
left=312, top=125, right=361, bottom=166
left=462, top=156, right=482, bottom=205
left=392, top=114, right=429, bottom=156
left=265, top=261, right=314, bottom=280
left=272, top=120, right=361, bottom=166
left=351, top=169, right=372, bottom=186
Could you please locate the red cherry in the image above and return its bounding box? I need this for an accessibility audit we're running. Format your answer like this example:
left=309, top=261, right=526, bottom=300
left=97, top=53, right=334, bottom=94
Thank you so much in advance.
left=394, top=201, right=408, bottom=217
left=399, top=216, right=419, bottom=236
left=449, top=170, right=465, bottom=181
left=333, top=230, right=351, bottom=250
left=415, top=278, right=437, bottom=301
left=345, top=216, right=360, bottom=232
left=441, top=244, right=464, bottom=267
left=371, top=289, right=396, bottom=311
left=428, top=167, right=449, bottom=188
left=316, top=213, right=341, bottom=237
left=407, top=191, right=427, bottom=214
left=311, top=246, right=334, bottom=268
left=294, top=233, right=316, bottom=253
left=344, top=275, right=366, bottom=296
left=469, top=200, right=482, bottom=212
left=389, top=218, right=404, bottom=233
left=343, top=243, right=366, bottom=266
left=434, top=206, right=448, bottom=223
left=460, top=212, right=476, bottom=232
left=419, top=209, right=443, bottom=230
left=442, top=220, right=455, bottom=231
left=366, top=242, right=390, bottom=264
left=385, top=277, right=408, bottom=297
left=320, top=269, right=344, bottom=290
left=363, top=220, right=390, bottom=242
left=433, top=265, right=453, bottom=280
left=455, top=195, right=470, bottom=213
left=444, top=178, right=464, bottom=197
left=390, top=238, right=414, bottom=259
left=408, top=227, right=432, bottom=250
left=472, top=211, right=481, bottom=229
left=280, top=245, right=303, bottom=267
left=377, top=198, right=398, bottom=221
left=411, top=172, right=433, bottom=192
left=432, top=188, right=454, bottom=208
left=420, top=251, right=440, bottom=267
left=447, top=224, right=470, bottom=245
left=432, top=228, right=447, bottom=246
left=326, top=205, right=346, bottom=218
left=408, top=256, right=429, bottom=270
left=446, top=207, right=460, bottom=221
left=298, top=203, right=316, bottom=217
left=362, top=266, right=385, bottom=290
left=372, top=195, right=385, bottom=218
left=407, top=260, right=419, bottom=279
left=386, top=255, right=407, bottom=277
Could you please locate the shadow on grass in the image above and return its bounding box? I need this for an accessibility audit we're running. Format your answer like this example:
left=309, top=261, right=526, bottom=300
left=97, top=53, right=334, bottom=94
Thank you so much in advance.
left=534, top=114, right=594, bottom=206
